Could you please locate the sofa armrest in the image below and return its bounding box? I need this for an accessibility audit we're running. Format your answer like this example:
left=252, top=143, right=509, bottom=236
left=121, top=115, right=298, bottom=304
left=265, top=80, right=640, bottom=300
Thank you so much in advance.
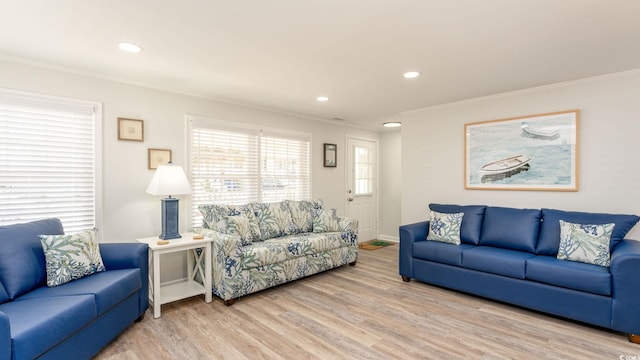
left=338, top=216, right=359, bottom=246
left=399, top=221, right=429, bottom=279
left=1, top=310, right=11, bottom=360
left=610, top=239, right=640, bottom=334
left=100, top=243, right=148, bottom=270
left=196, top=228, right=243, bottom=301
left=99, top=243, right=149, bottom=316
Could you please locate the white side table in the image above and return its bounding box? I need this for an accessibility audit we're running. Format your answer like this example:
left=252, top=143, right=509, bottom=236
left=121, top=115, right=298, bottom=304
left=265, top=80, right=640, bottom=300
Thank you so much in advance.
left=136, top=232, right=212, bottom=318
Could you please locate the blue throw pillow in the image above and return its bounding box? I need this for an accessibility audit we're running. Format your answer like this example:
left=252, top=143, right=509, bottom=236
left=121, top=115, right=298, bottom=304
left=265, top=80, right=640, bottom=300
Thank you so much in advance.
left=0, top=218, right=64, bottom=299
left=537, top=208, right=639, bottom=255
left=429, top=204, right=487, bottom=245
left=479, top=206, right=541, bottom=253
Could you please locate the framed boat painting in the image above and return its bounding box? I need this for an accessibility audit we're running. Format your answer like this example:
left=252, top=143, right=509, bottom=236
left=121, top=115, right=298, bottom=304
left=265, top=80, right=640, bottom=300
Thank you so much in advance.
left=464, top=110, right=579, bottom=191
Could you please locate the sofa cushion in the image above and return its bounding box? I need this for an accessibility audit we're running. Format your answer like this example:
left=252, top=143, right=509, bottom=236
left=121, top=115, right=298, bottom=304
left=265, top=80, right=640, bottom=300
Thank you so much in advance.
left=39, top=229, right=106, bottom=287
left=241, top=232, right=344, bottom=269
left=19, top=269, right=141, bottom=316
left=426, top=210, right=464, bottom=245
left=412, top=241, right=474, bottom=266
left=199, top=203, right=262, bottom=243
left=287, top=199, right=324, bottom=233
left=557, top=220, right=614, bottom=267
left=0, top=218, right=64, bottom=300
left=479, top=207, right=541, bottom=253
left=461, top=246, right=534, bottom=279
left=537, top=208, right=639, bottom=256
left=227, top=215, right=252, bottom=246
left=429, top=204, right=486, bottom=245
left=312, top=208, right=340, bottom=233
left=254, top=201, right=294, bottom=240
left=526, top=255, right=611, bottom=296
left=0, top=294, right=97, bottom=360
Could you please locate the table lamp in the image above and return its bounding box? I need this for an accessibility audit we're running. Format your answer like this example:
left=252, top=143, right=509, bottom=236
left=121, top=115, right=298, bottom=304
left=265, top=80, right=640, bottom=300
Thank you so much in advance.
left=146, top=162, right=192, bottom=239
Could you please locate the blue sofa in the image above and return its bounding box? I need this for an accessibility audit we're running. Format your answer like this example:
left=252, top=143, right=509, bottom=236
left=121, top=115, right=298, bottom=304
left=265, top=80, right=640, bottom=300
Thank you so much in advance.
left=0, top=218, right=149, bottom=359
left=399, top=204, right=640, bottom=343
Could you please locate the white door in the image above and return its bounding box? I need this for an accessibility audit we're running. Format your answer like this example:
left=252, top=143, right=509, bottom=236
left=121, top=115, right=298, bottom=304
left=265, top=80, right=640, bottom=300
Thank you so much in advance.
left=346, top=137, right=377, bottom=242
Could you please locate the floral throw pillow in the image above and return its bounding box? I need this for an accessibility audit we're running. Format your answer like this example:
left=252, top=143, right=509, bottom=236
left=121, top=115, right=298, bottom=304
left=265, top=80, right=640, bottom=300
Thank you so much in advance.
left=287, top=199, right=324, bottom=233
left=227, top=215, right=252, bottom=246
left=557, top=220, right=615, bottom=267
left=255, top=201, right=293, bottom=240
left=39, top=230, right=106, bottom=287
left=312, top=208, right=340, bottom=233
left=426, top=210, right=464, bottom=245
left=199, top=203, right=261, bottom=242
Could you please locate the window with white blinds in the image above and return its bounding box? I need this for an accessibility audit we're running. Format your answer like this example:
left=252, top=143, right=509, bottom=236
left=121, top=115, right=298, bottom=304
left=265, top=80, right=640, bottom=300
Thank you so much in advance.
left=0, top=89, right=99, bottom=233
left=188, top=117, right=310, bottom=228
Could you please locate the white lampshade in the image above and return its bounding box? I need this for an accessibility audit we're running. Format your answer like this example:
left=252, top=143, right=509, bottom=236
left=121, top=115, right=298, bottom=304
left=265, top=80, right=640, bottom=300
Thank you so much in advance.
left=146, top=164, right=192, bottom=196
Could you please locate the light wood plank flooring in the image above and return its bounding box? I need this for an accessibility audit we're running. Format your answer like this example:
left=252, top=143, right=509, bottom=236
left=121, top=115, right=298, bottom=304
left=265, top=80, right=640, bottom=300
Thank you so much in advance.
left=95, top=245, right=639, bottom=359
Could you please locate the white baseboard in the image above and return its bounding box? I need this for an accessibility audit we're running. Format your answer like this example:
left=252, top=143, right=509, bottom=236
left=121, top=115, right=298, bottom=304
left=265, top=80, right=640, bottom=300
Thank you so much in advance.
left=376, top=234, right=399, bottom=243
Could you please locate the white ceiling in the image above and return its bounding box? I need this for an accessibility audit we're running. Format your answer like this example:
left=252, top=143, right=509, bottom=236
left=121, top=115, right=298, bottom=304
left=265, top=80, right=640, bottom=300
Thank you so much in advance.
left=2, top=1, right=640, bottom=130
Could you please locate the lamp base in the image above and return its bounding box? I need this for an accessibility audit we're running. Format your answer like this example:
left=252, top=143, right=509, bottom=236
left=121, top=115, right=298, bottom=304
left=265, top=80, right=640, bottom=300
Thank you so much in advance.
left=159, top=197, right=181, bottom=240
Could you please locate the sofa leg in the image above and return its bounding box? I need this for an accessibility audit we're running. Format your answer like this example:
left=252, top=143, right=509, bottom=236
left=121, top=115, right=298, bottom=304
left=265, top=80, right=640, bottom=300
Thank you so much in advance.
left=401, top=276, right=411, bottom=282
left=628, top=334, right=640, bottom=344
left=224, top=298, right=236, bottom=306
left=349, top=261, right=357, bottom=266
left=135, top=313, right=145, bottom=322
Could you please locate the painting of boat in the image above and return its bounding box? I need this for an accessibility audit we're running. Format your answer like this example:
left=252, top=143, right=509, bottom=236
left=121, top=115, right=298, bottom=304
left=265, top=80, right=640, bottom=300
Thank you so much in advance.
left=480, top=155, right=531, bottom=183
left=521, top=122, right=559, bottom=139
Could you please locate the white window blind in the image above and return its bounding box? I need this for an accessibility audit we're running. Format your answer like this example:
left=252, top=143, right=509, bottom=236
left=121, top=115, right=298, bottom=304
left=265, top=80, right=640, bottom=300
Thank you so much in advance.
left=189, top=117, right=310, bottom=228
left=0, top=90, right=98, bottom=233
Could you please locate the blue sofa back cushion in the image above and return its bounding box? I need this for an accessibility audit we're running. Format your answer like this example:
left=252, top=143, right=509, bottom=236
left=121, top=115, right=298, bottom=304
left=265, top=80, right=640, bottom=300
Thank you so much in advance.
left=480, top=207, right=541, bottom=253
left=429, top=204, right=487, bottom=245
left=537, top=208, right=640, bottom=256
left=0, top=218, right=64, bottom=300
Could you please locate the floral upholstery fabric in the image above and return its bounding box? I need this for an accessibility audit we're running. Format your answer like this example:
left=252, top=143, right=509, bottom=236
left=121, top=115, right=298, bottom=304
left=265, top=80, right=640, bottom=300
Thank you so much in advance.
left=199, top=203, right=261, bottom=243
left=312, top=208, right=340, bottom=233
left=196, top=208, right=358, bottom=302
left=241, top=233, right=344, bottom=269
left=286, top=199, right=324, bottom=233
left=39, top=230, right=106, bottom=287
left=254, top=201, right=294, bottom=240
left=557, top=220, right=615, bottom=267
left=227, top=215, right=252, bottom=246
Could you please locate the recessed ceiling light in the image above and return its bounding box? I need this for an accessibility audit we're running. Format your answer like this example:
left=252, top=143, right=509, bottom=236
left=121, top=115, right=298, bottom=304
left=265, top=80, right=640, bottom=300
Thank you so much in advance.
left=383, top=122, right=402, bottom=128
left=316, top=96, right=329, bottom=102
left=118, top=42, right=143, bottom=53
left=403, top=71, right=420, bottom=79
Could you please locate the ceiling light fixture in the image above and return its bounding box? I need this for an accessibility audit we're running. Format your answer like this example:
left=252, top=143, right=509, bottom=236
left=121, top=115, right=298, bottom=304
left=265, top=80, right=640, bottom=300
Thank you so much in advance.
left=316, top=96, right=329, bottom=102
left=118, top=42, right=143, bottom=53
left=403, top=71, right=420, bottom=79
left=383, top=122, right=402, bottom=128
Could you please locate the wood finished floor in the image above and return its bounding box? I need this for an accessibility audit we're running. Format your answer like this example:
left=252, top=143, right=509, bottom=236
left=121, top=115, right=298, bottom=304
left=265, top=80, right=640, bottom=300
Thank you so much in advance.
left=95, top=245, right=639, bottom=359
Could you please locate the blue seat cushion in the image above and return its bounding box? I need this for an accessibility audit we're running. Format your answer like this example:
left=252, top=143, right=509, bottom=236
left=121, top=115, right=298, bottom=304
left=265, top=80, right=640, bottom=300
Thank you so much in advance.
left=0, top=218, right=64, bottom=299
left=461, top=246, right=534, bottom=279
left=19, top=269, right=141, bottom=315
left=412, top=241, right=474, bottom=266
left=526, top=255, right=611, bottom=296
left=479, top=207, right=541, bottom=253
left=0, top=295, right=97, bottom=360
left=537, top=208, right=640, bottom=256
left=429, top=204, right=487, bottom=245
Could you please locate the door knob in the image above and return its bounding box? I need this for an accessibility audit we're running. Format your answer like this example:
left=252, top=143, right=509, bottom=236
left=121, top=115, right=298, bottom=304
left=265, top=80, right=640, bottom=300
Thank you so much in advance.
left=348, top=197, right=354, bottom=202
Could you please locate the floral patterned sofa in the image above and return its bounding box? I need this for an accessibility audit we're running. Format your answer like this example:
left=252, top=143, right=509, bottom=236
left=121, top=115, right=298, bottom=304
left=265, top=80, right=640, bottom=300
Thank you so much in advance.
left=195, top=200, right=358, bottom=305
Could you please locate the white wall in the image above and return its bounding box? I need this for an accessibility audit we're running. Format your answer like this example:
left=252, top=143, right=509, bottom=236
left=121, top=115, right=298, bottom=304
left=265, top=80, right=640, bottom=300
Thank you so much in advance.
left=401, top=69, right=640, bottom=240
left=0, top=59, right=379, bottom=244
left=378, top=130, right=402, bottom=241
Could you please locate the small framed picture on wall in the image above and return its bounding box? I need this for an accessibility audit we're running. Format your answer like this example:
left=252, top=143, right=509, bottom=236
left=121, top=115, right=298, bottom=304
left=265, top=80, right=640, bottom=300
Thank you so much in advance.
left=324, top=143, right=337, bottom=167
left=148, top=148, right=172, bottom=170
left=118, top=118, right=144, bottom=141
